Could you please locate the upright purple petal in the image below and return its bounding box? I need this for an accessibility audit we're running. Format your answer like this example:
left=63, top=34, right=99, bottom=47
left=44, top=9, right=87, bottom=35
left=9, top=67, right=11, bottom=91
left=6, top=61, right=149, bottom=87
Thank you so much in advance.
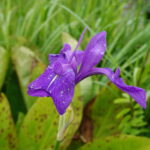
left=49, top=69, right=75, bottom=115
left=76, top=68, right=146, bottom=108
left=69, top=50, right=85, bottom=74
left=48, top=43, right=71, bottom=64
left=49, top=53, right=66, bottom=64
left=60, top=43, right=71, bottom=53
left=74, top=50, right=84, bottom=66
left=60, top=43, right=72, bottom=61
left=28, top=66, right=55, bottom=97
left=78, top=31, right=107, bottom=75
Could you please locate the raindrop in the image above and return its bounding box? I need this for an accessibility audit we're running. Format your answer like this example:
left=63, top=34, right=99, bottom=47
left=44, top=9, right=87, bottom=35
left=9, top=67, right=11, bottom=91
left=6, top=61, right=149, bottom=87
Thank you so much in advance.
left=101, top=51, right=104, bottom=55
left=62, top=101, right=65, bottom=104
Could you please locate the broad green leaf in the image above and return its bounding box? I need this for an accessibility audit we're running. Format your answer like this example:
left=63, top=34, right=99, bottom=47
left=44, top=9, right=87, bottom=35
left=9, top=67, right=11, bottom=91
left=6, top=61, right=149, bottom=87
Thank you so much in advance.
left=80, top=78, right=98, bottom=105
left=91, top=84, right=122, bottom=138
left=30, top=62, right=45, bottom=81
left=19, top=97, right=59, bottom=150
left=12, top=46, right=45, bottom=109
left=0, top=47, right=9, bottom=90
left=79, top=135, right=150, bottom=150
left=60, top=85, right=83, bottom=150
left=0, top=93, right=18, bottom=150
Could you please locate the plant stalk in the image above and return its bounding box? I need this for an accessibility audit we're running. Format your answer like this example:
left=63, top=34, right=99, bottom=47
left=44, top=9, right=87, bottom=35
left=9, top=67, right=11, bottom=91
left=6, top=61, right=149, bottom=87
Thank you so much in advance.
left=54, top=140, right=60, bottom=150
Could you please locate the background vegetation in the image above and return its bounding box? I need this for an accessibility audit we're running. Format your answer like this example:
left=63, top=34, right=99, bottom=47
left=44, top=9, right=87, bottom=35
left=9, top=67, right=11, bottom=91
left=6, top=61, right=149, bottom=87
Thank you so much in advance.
left=0, top=0, right=150, bottom=149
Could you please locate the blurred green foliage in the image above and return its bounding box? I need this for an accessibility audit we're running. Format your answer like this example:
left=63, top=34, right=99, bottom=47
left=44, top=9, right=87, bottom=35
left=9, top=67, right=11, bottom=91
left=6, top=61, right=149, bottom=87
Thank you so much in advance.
left=0, top=0, right=150, bottom=149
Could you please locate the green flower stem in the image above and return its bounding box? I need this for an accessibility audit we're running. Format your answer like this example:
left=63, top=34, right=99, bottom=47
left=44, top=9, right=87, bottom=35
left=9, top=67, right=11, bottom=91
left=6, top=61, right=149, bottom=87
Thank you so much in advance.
left=57, top=106, right=74, bottom=141
left=54, top=140, right=61, bottom=150
left=57, top=115, right=65, bottom=141
left=55, top=106, right=74, bottom=150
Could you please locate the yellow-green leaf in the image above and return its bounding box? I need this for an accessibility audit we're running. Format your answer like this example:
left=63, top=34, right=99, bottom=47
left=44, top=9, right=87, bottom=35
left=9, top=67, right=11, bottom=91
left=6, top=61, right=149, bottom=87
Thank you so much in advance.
left=79, top=135, right=150, bottom=150
left=0, top=47, right=9, bottom=90
left=0, top=93, right=18, bottom=150
left=19, top=97, right=59, bottom=150
left=12, top=46, right=45, bottom=109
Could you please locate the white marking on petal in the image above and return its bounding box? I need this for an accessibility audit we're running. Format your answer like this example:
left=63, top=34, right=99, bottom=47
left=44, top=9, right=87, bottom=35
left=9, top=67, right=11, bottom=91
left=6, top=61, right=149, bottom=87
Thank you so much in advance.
left=47, top=75, right=58, bottom=89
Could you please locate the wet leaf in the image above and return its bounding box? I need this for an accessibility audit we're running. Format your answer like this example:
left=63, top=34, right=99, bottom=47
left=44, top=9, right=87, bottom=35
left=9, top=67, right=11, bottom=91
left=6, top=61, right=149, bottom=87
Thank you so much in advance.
left=19, top=97, right=59, bottom=150
left=0, top=93, right=18, bottom=150
left=12, top=46, right=45, bottom=109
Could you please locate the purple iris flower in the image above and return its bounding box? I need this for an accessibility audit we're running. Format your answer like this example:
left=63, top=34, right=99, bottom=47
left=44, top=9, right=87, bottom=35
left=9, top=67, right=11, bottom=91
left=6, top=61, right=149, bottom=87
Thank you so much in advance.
left=28, top=28, right=146, bottom=115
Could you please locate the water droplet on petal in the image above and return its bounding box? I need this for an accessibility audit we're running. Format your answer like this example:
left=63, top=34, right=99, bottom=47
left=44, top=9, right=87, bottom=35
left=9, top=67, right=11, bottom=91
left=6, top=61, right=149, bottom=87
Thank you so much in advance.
left=62, top=101, right=65, bottom=104
left=101, top=51, right=104, bottom=55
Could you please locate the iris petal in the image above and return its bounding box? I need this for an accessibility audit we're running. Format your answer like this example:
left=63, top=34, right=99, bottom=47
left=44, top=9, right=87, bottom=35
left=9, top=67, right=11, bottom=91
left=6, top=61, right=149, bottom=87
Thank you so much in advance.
left=74, top=50, right=84, bottom=66
left=49, top=69, right=75, bottom=115
left=27, top=67, right=55, bottom=97
left=78, top=31, right=106, bottom=75
left=48, top=54, right=66, bottom=64
left=48, top=43, right=71, bottom=64
left=76, top=67, right=146, bottom=108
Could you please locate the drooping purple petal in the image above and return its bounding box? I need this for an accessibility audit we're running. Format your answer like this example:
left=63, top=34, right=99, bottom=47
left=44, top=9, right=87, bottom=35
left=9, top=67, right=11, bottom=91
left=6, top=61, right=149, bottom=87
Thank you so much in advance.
left=28, top=66, right=55, bottom=97
left=53, top=61, right=64, bottom=75
left=49, top=69, right=75, bottom=115
left=76, top=68, right=146, bottom=108
left=78, top=31, right=107, bottom=75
